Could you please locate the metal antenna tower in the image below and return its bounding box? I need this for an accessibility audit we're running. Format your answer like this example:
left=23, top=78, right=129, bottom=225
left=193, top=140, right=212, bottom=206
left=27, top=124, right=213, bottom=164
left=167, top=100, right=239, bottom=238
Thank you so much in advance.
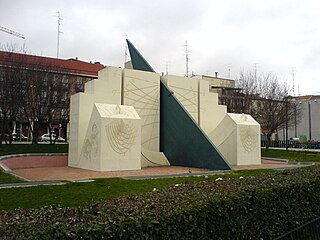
left=56, top=11, right=63, bottom=58
left=185, top=40, right=189, bottom=77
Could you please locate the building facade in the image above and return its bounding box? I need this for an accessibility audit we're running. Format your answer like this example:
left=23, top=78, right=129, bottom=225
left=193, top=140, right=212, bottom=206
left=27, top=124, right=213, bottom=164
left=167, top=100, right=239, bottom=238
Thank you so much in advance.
left=0, top=51, right=105, bottom=142
left=278, top=95, right=320, bottom=142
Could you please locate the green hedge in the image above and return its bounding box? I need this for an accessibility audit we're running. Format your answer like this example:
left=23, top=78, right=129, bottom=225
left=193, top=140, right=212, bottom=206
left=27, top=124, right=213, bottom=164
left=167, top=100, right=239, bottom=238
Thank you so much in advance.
left=1, top=166, right=320, bottom=239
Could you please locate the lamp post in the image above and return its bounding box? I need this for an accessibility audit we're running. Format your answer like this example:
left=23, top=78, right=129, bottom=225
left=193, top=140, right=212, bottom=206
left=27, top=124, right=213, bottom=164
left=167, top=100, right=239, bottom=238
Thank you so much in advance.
left=300, top=97, right=318, bottom=142
left=285, top=100, right=288, bottom=150
left=294, top=101, right=297, bottom=138
left=308, top=101, right=312, bottom=141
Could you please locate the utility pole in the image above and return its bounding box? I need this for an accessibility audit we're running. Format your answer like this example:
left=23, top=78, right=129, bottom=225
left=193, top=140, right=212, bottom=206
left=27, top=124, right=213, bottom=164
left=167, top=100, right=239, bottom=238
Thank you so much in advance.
left=56, top=11, right=63, bottom=58
left=185, top=40, right=189, bottom=77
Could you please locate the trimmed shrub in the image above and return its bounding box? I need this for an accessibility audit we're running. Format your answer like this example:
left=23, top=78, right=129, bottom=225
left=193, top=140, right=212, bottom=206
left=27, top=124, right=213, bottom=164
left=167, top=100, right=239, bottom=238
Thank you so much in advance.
left=1, top=166, right=320, bottom=239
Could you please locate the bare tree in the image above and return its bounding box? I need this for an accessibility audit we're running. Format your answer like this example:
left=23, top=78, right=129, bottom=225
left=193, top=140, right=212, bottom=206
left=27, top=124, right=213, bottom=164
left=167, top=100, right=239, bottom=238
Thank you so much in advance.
left=236, top=71, right=301, bottom=150
left=0, top=44, right=28, bottom=145
left=1, top=45, right=70, bottom=145
left=22, top=61, right=67, bottom=144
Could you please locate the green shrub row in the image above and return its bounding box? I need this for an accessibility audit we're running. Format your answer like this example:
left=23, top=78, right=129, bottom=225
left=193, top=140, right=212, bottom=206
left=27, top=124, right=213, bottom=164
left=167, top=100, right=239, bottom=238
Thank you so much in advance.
left=1, top=166, right=320, bottom=239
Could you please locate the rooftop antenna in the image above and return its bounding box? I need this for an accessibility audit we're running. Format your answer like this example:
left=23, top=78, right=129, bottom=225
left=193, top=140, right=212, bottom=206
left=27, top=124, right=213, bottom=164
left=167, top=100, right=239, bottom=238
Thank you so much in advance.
left=124, top=34, right=128, bottom=67
left=254, top=63, right=261, bottom=94
left=184, top=40, right=189, bottom=77
left=254, top=63, right=259, bottom=81
left=228, top=64, right=231, bottom=78
left=165, top=60, right=169, bottom=75
left=292, top=67, right=296, bottom=96
left=56, top=11, right=63, bottom=58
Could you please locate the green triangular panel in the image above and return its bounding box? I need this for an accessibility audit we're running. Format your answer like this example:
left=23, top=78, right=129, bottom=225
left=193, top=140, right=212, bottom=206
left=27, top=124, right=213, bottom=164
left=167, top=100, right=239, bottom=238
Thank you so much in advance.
left=126, top=39, right=154, bottom=72
left=126, top=39, right=231, bottom=170
left=160, top=79, right=231, bottom=170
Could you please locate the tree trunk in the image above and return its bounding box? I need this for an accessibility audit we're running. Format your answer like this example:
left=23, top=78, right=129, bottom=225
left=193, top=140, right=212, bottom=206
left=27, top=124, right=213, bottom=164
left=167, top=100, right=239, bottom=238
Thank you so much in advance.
left=265, top=134, right=272, bottom=152
left=31, top=122, right=39, bottom=144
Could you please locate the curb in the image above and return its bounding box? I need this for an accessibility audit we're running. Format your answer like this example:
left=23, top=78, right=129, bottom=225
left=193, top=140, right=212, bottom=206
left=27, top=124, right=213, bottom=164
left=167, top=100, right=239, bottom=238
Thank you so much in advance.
left=262, top=157, right=289, bottom=163
left=0, top=181, right=66, bottom=189
left=124, top=170, right=225, bottom=180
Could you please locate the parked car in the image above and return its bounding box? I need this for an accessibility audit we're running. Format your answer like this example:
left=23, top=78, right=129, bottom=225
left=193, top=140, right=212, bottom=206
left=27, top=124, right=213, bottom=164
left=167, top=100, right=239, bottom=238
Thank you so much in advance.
left=40, top=133, right=65, bottom=142
left=12, top=133, right=29, bottom=142
left=1, top=133, right=29, bottom=142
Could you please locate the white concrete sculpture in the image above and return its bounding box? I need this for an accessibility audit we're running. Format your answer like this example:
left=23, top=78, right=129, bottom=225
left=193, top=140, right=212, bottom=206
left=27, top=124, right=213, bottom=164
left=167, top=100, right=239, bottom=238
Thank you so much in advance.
left=123, top=69, right=169, bottom=167
left=69, top=67, right=169, bottom=171
left=69, top=65, right=261, bottom=171
left=208, top=113, right=261, bottom=165
left=77, top=103, right=141, bottom=171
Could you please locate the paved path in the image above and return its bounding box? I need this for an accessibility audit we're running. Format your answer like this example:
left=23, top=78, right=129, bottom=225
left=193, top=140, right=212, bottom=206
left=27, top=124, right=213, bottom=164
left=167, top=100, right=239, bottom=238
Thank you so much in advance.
left=0, top=154, right=314, bottom=184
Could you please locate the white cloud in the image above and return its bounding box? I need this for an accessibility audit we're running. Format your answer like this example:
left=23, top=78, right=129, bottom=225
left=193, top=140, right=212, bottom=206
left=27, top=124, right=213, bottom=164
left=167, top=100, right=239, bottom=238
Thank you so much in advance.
left=1, top=0, right=320, bottom=94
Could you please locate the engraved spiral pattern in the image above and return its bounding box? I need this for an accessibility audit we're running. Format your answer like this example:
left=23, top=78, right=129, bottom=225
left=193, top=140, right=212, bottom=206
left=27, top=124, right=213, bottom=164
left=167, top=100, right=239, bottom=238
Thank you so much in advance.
left=239, top=125, right=258, bottom=152
left=105, top=120, right=137, bottom=155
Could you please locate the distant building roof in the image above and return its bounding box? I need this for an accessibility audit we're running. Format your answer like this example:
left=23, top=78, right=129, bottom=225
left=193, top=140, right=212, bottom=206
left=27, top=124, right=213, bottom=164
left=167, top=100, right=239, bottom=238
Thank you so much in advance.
left=290, top=95, right=320, bottom=101
left=0, top=51, right=105, bottom=77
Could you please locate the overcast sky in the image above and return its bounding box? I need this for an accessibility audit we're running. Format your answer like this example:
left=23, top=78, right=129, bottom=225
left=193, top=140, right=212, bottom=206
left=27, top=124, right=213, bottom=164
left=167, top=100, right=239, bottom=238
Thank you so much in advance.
left=1, top=0, right=320, bottom=95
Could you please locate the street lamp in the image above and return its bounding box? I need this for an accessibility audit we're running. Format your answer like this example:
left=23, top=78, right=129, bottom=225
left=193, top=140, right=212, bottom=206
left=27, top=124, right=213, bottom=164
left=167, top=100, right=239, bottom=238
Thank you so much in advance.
left=308, top=101, right=311, bottom=141
left=285, top=98, right=288, bottom=150
left=300, top=97, right=317, bottom=142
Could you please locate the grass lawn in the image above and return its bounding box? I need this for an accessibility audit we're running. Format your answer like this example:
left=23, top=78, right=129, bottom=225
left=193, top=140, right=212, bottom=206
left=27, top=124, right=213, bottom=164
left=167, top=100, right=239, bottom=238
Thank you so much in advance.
left=0, top=143, right=68, bottom=156
left=0, top=169, right=275, bottom=211
left=0, top=171, right=24, bottom=184
left=261, top=148, right=320, bottom=163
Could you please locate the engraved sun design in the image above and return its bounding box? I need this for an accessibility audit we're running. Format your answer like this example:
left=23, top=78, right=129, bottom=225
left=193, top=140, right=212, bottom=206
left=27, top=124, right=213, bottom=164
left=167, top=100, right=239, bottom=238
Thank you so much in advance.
left=239, top=125, right=258, bottom=152
left=105, top=120, right=137, bottom=155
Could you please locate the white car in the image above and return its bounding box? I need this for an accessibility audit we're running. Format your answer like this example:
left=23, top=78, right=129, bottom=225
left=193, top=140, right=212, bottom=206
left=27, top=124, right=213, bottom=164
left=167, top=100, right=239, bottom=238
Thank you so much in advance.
left=40, top=133, right=65, bottom=142
left=12, top=133, right=29, bottom=141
